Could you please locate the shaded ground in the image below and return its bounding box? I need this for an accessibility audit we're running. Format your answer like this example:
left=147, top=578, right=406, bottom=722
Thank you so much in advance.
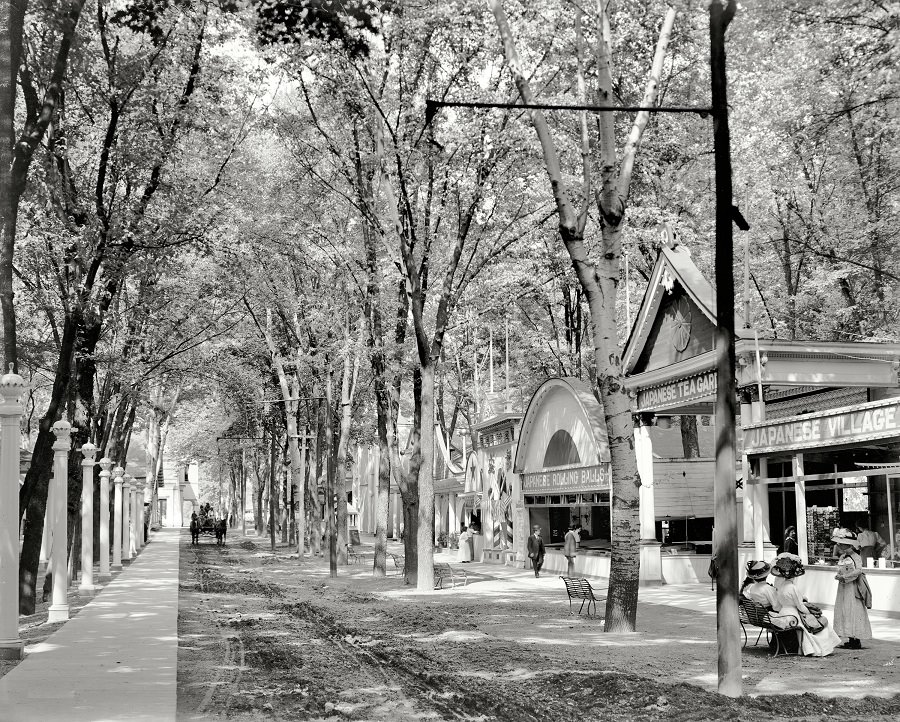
left=0, top=569, right=109, bottom=681
left=177, top=531, right=900, bottom=721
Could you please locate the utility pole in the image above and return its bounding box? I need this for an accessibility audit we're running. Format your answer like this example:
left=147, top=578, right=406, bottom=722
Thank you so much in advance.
left=711, top=0, right=741, bottom=698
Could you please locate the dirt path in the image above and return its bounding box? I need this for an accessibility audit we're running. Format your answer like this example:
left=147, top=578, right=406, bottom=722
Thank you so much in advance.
left=177, top=532, right=900, bottom=721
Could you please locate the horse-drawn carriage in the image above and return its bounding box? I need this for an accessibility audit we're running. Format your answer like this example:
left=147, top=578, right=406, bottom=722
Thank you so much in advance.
left=190, top=513, right=227, bottom=545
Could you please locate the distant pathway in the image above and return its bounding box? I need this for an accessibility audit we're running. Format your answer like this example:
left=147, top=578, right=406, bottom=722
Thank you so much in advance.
left=0, top=529, right=181, bottom=721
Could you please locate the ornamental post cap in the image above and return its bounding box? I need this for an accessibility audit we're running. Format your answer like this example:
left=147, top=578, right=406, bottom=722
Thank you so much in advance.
left=81, top=442, right=98, bottom=460
left=99, top=457, right=113, bottom=470
left=52, top=419, right=72, bottom=433
left=0, top=364, right=27, bottom=393
left=112, top=466, right=125, bottom=478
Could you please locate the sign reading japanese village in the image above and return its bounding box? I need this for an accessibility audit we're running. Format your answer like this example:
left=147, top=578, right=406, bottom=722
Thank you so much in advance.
left=521, top=464, right=611, bottom=494
left=743, top=399, right=900, bottom=454
left=636, top=370, right=717, bottom=412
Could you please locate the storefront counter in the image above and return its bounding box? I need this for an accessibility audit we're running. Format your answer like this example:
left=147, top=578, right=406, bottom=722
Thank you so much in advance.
left=800, top=564, right=900, bottom=617
left=541, top=548, right=612, bottom=578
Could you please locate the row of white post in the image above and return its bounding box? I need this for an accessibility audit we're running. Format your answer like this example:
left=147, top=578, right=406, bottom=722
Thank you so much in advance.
left=1, top=367, right=148, bottom=659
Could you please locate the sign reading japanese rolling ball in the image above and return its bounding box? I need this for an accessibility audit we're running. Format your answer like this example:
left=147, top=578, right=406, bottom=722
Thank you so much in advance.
left=521, top=464, right=611, bottom=494
left=636, top=369, right=717, bottom=412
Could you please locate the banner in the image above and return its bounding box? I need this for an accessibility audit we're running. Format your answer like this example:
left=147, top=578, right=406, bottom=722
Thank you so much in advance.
left=744, top=399, right=900, bottom=454
left=636, top=369, right=717, bottom=411
left=521, top=464, right=611, bottom=494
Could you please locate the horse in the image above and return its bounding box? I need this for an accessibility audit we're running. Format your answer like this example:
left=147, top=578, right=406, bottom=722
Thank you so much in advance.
left=189, top=518, right=200, bottom=545
left=215, top=519, right=227, bottom=546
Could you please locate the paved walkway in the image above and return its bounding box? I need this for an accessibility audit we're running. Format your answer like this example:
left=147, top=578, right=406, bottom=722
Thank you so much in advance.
left=0, top=529, right=180, bottom=721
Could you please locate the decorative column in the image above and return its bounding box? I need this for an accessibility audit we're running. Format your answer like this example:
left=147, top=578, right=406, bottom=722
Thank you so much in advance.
left=98, top=458, right=112, bottom=580
left=750, top=393, right=774, bottom=558
left=793, top=453, right=808, bottom=565
left=39, top=504, right=51, bottom=563
left=0, top=366, right=27, bottom=659
left=739, top=393, right=755, bottom=545
left=634, top=413, right=663, bottom=586
left=121, top=469, right=132, bottom=563
left=172, top=480, right=183, bottom=528
left=123, top=473, right=134, bottom=561
left=134, top=478, right=143, bottom=551
left=136, top=478, right=146, bottom=550
left=48, top=420, right=72, bottom=623
left=78, top=443, right=98, bottom=597
left=112, top=466, right=125, bottom=570
left=448, top=492, right=458, bottom=535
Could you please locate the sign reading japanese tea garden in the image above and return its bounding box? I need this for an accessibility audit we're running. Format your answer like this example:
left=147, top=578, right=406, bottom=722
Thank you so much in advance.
left=521, top=464, right=611, bottom=494
left=637, top=370, right=717, bottom=411
left=743, top=399, right=900, bottom=454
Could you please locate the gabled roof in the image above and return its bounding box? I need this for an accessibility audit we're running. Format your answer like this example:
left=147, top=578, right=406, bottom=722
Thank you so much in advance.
left=623, top=242, right=753, bottom=375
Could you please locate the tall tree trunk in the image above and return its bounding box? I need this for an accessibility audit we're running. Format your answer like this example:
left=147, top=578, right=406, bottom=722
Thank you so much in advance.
left=416, top=359, right=436, bottom=590
left=488, top=0, right=675, bottom=631
left=325, top=365, right=337, bottom=576
left=0, top=0, right=25, bottom=369
left=1, top=0, right=86, bottom=371
left=680, top=415, right=701, bottom=458
left=336, top=335, right=360, bottom=565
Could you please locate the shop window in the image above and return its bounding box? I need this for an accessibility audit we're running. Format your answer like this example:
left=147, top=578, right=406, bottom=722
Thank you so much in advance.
left=543, top=429, right=581, bottom=467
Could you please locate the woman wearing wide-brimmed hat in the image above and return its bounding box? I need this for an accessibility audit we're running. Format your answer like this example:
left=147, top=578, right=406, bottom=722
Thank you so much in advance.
left=832, top=528, right=873, bottom=649
left=740, top=561, right=780, bottom=608
left=771, top=553, right=841, bottom=656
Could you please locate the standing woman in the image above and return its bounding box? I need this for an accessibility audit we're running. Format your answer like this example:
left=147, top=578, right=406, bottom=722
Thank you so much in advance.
left=832, top=528, right=873, bottom=650
left=780, top=525, right=798, bottom=555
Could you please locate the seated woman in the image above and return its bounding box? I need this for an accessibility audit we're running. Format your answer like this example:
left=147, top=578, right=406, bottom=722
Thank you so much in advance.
left=740, top=560, right=780, bottom=609
left=771, top=553, right=841, bottom=657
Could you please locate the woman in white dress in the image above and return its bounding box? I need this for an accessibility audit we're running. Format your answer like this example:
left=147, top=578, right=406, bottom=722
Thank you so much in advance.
left=831, top=528, right=873, bottom=649
left=770, top=553, right=841, bottom=657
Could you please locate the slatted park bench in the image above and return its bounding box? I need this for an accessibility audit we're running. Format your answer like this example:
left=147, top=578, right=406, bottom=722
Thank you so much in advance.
left=433, top=562, right=467, bottom=589
left=559, top=576, right=606, bottom=617
left=738, top=595, right=800, bottom=657
left=389, top=553, right=406, bottom=577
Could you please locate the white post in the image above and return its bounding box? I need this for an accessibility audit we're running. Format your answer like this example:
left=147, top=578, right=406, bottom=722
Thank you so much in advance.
left=133, top=479, right=142, bottom=552
left=48, top=420, right=72, bottom=623
left=751, top=397, right=772, bottom=556
left=173, top=481, right=183, bottom=528
left=112, top=466, right=124, bottom=570
left=635, top=413, right=662, bottom=585
left=793, top=453, right=808, bottom=564
left=739, top=397, right=755, bottom=545
left=121, top=472, right=133, bottom=563
left=78, top=443, right=98, bottom=597
left=137, top=478, right=146, bottom=549
left=0, top=366, right=27, bottom=659
left=449, top=492, right=458, bottom=534
left=98, top=458, right=112, bottom=580
left=39, top=503, right=51, bottom=563
left=124, top=474, right=136, bottom=560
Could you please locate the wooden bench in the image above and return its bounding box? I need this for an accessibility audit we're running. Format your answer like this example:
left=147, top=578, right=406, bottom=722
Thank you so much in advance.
left=346, top=545, right=362, bottom=564
left=389, top=553, right=406, bottom=577
left=559, top=576, right=606, bottom=617
left=738, top=596, right=800, bottom=657
left=433, top=562, right=467, bottom=589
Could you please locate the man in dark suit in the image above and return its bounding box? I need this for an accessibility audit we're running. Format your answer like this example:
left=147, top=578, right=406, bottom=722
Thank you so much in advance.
left=527, top=525, right=546, bottom=578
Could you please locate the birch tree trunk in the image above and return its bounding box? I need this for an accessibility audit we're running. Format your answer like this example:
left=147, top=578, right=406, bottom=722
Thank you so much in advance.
left=488, top=0, right=676, bottom=631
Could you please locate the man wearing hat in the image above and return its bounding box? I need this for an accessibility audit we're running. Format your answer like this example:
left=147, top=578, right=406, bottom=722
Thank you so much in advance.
left=832, top=529, right=873, bottom=649
left=527, top=526, right=546, bottom=578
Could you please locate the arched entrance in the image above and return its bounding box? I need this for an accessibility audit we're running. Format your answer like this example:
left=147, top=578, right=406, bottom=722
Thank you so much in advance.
left=514, top=378, right=613, bottom=576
